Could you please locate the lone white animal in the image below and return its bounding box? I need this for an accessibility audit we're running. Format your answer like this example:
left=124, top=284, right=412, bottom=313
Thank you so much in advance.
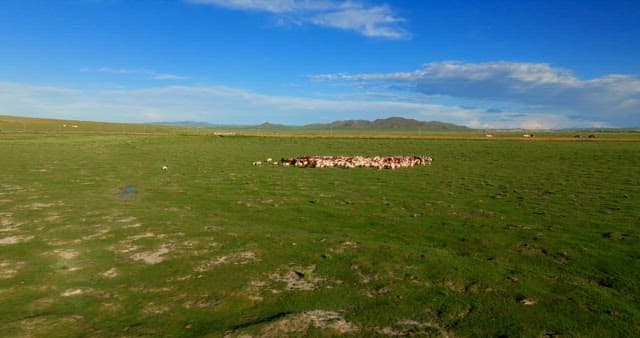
left=162, top=165, right=168, bottom=171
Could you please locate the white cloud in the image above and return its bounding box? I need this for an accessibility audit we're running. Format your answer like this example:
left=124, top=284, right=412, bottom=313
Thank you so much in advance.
left=0, top=80, right=609, bottom=129
left=312, top=61, right=640, bottom=126
left=186, top=0, right=410, bottom=39
left=0, top=81, right=466, bottom=125
left=187, top=0, right=314, bottom=13
left=81, top=67, right=187, bottom=81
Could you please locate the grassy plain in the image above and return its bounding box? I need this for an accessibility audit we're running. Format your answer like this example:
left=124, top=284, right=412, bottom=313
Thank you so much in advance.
left=1, top=116, right=639, bottom=337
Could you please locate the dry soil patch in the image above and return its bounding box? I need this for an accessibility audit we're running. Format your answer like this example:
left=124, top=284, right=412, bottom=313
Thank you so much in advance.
left=130, top=245, right=170, bottom=264
left=0, top=235, right=34, bottom=245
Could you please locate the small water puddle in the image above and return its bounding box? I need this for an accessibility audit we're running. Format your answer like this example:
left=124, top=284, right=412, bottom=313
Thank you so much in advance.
left=121, top=185, right=135, bottom=198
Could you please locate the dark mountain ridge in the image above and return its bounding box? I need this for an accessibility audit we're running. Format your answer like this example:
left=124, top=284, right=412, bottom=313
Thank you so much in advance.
left=304, top=117, right=470, bottom=130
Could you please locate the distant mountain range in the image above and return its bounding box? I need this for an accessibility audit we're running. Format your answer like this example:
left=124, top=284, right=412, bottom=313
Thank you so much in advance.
left=303, top=117, right=471, bottom=131
left=158, top=117, right=471, bottom=131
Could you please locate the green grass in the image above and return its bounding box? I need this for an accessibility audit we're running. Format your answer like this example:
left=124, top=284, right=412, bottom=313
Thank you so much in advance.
left=1, top=123, right=639, bottom=336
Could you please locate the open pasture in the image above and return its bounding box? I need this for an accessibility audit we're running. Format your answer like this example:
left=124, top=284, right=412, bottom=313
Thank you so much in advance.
left=1, top=130, right=639, bottom=336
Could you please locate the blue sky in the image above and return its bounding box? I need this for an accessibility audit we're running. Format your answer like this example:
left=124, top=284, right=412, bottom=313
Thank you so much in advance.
left=1, top=0, right=639, bottom=128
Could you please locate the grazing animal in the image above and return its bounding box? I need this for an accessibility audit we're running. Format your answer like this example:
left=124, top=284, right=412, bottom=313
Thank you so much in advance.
left=252, top=161, right=262, bottom=166
left=162, top=165, right=168, bottom=171
left=278, top=155, right=432, bottom=169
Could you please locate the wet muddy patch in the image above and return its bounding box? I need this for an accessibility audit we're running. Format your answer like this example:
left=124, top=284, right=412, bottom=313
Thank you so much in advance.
left=120, top=185, right=136, bottom=198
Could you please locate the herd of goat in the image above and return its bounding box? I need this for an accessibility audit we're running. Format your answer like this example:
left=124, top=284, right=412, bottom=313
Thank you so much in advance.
left=253, top=155, right=433, bottom=169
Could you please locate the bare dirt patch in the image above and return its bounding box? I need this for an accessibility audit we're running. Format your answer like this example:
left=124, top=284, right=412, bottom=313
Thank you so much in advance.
left=0, top=212, right=19, bottom=231
left=45, top=214, right=62, bottom=223
left=100, top=302, right=123, bottom=313
left=520, top=298, right=537, bottom=306
left=48, top=238, right=82, bottom=246
left=108, top=241, right=140, bottom=254
left=0, top=260, right=25, bottom=279
left=126, top=232, right=156, bottom=241
left=117, top=216, right=137, bottom=223
left=26, top=297, right=57, bottom=312
left=0, top=223, right=21, bottom=233
left=0, top=235, right=34, bottom=245
left=101, top=268, right=119, bottom=278
left=195, top=251, right=258, bottom=271
left=376, top=319, right=456, bottom=337
left=61, top=288, right=91, bottom=297
left=254, top=310, right=358, bottom=337
left=143, top=302, right=170, bottom=315
left=54, top=249, right=79, bottom=260
left=330, top=241, right=359, bottom=253
left=25, top=201, right=64, bottom=210
left=109, top=232, right=169, bottom=255
left=130, top=245, right=170, bottom=264
left=270, top=264, right=324, bottom=291
left=238, top=264, right=336, bottom=300
left=183, top=294, right=219, bottom=309
left=17, top=315, right=84, bottom=337
left=350, top=263, right=378, bottom=284
left=242, top=280, right=269, bottom=301
left=82, top=228, right=111, bottom=240
left=204, top=225, right=223, bottom=232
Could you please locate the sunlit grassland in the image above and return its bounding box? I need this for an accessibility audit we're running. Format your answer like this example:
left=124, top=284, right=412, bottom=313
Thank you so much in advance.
left=0, top=120, right=639, bottom=336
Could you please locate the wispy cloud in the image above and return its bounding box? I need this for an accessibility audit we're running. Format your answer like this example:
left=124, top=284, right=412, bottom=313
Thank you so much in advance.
left=0, top=80, right=607, bottom=129
left=186, top=0, right=410, bottom=39
left=312, top=61, right=640, bottom=126
left=81, top=67, right=187, bottom=81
